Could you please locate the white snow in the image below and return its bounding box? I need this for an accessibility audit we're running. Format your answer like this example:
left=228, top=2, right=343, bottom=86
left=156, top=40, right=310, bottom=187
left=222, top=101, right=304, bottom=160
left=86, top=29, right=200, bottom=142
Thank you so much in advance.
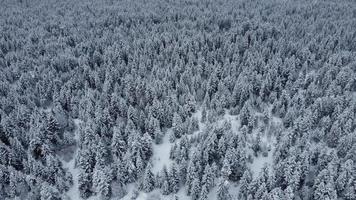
left=151, top=108, right=204, bottom=174
left=64, top=159, right=81, bottom=200
left=249, top=144, right=275, bottom=179
left=228, top=184, right=240, bottom=200
left=222, top=111, right=240, bottom=134
left=249, top=113, right=280, bottom=179
left=135, top=187, right=189, bottom=200
left=151, top=130, right=174, bottom=174
left=222, top=108, right=279, bottom=179
left=60, top=108, right=281, bottom=200
left=62, top=119, right=82, bottom=200
left=192, top=109, right=203, bottom=128
left=115, top=183, right=138, bottom=200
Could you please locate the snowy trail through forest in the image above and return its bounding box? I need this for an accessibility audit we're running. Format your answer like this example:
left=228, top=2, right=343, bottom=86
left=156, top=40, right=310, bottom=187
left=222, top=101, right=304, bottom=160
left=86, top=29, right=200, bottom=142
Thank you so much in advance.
left=62, top=119, right=82, bottom=200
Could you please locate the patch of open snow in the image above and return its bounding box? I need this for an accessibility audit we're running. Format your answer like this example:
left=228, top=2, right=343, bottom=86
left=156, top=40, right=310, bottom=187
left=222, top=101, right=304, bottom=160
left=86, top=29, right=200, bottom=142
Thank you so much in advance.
left=134, top=191, right=149, bottom=200
left=223, top=111, right=240, bottom=134
left=271, top=116, right=282, bottom=126
left=65, top=161, right=81, bottom=200
left=73, top=119, right=82, bottom=138
left=249, top=115, right=280, bottom=179
left=151, top=130, right=174, bottom=174
left=43, top=107, right=53, bottom=113
left=229, top=183, right=240, bottom=200
left=192, top=109, right=203, bottom=127
left=249, top=146, right=274, bottom=179
left=62, top=119, right=82, bottom=200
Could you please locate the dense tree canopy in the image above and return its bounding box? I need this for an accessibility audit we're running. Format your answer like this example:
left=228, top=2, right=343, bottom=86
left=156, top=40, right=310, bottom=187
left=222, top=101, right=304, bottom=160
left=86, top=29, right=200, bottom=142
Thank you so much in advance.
left=0, top=0, right=355, bottom=199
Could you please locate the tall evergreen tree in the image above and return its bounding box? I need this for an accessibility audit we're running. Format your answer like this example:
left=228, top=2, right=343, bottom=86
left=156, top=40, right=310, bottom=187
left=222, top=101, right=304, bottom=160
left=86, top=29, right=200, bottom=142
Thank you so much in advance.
left=216, top=178, right=231, bottom=200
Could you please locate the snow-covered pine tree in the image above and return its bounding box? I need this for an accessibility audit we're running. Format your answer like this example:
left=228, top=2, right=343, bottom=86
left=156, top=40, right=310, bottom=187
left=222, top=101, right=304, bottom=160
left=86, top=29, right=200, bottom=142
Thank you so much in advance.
left=216, top=178, right=231, bottom=200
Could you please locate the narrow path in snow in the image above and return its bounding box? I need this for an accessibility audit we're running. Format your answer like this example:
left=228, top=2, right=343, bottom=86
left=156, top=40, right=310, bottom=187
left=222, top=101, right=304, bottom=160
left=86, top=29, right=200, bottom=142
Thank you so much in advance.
left=62, top=119, right=82, bottom=200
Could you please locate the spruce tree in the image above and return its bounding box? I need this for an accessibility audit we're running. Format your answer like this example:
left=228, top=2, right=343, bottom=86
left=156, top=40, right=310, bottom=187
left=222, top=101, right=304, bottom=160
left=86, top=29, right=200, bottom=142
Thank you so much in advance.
left=216, top=178, right=231, bottom=200
left=142, top=165, right=155, bottom=193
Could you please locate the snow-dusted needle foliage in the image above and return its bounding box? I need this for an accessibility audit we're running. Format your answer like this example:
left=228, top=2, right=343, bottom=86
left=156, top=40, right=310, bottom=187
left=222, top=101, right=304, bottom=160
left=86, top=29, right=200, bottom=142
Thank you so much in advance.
left=0, top=0, right=356, bottom=199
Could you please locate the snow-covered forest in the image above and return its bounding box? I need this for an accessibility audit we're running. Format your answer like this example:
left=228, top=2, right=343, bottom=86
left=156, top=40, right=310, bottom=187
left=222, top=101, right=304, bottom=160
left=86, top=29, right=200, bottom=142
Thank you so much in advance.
left=0, top=0, right=356, bottom=199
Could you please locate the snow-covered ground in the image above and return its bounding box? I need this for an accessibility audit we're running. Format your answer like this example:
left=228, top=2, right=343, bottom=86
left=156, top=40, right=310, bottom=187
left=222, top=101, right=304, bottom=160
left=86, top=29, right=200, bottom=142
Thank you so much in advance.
left=222, top=111, right=240, bottom=134
left=62, top=107, right=280, bottom=200
left=62, top=119, right=82, bottom=200
left=249, top=140, right=275, bottom=179
left=151, top=130, right=174, bottom=174
left=250, top=114, right=280, bottom=178
left=151, top=108, right=205, bottom=174
left=223, top=108, right=279, bottom=179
